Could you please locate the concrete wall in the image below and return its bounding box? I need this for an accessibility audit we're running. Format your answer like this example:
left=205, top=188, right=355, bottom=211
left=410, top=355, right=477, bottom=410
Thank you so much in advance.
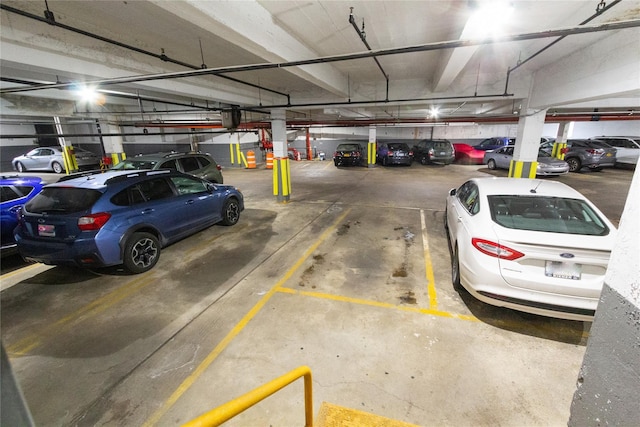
left=569, top=166, right=640, bottom=426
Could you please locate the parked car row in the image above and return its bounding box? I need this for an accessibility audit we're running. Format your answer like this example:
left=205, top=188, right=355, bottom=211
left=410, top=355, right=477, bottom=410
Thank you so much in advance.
left=333, top=140, right=455, bottom=167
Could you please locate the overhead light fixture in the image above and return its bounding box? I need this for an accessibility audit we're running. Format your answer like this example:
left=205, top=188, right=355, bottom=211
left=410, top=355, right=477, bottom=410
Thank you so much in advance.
left=429, top=106, right=440, bottom=119
left=466, top=1, right=514, bottom=39
left=74, top=84, right=106, bottom=105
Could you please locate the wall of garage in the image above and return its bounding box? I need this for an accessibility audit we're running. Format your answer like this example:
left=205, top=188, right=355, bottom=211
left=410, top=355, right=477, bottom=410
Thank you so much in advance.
left=1, top=119, right=639, bottom=172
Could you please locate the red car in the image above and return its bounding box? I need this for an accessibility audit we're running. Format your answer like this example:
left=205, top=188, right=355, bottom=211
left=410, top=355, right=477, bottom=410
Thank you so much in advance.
left=453, top=143, right=486, bottom=164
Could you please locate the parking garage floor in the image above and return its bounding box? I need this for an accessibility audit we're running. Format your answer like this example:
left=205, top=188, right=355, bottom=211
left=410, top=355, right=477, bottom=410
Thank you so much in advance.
left=0, top=161, right=634, bottom=426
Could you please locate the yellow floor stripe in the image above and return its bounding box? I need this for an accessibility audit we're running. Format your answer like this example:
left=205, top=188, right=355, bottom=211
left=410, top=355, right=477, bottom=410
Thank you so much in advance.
left=143, top=208, right=352, bottom=426
left=278, top=288, right=478, bottom=322
left=420, top=209, right=438, bottom=309
left=316, top=401, right=421, bottom=427
left=6, top=273, right=156, bottom=355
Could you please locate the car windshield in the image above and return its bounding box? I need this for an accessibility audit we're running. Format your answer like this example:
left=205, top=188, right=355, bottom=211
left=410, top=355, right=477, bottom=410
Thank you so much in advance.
left=488, top=195, right=609, bottom=236
left=388, top=143, right=409, bottom=150
left=111, top=159, right=159, bottom=170
left=25, top=187, right=102, bottom=214
left=433, top=141, right=451, bottom=149
left=337, top=144, right=360, bottom=151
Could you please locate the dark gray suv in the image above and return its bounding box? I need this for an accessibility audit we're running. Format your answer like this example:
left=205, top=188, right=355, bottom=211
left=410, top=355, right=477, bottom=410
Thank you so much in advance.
left=541, top=139, right=616, bottom=172
left=412, top=139, right=455, bottom=165
left=111, top=151, right=224, bottom=183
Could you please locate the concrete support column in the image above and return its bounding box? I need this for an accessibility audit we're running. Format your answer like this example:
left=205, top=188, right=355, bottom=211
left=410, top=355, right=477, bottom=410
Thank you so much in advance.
left=271, top=109, right=290, bottom=202
left=569, top=166, right=640, bottom=426
left=100, top=120, right=126, bottom=166
left=553, top=122, right=573, bottom=160
left=54, top=116, right=78, bottom=174
left=510, top=107, right=547, bottom=178
left=367, top=125, right=377, bottom=168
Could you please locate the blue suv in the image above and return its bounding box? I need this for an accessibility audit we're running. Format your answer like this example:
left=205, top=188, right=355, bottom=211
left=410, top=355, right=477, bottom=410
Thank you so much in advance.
left=14, top=170, right=243, bottom=273
left=1, top=175, right=46, bottom=252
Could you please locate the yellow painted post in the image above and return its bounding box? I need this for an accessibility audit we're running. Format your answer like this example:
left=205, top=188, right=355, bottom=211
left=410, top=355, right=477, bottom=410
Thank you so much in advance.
left=273, top=157, right=291, bottom=202
left=368, top=142, right=377, bottom=167
left=508, top=160, right=538, bottom=178
left=552, top=142, right=567, bottom=160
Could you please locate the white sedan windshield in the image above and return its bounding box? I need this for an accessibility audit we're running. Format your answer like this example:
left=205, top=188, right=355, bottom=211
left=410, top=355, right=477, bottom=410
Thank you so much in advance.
left=488, top=195, right=609, bottom=236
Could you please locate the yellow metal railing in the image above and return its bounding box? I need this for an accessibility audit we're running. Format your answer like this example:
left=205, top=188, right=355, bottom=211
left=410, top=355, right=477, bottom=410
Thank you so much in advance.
left=182, top=365, right=313, bottom=427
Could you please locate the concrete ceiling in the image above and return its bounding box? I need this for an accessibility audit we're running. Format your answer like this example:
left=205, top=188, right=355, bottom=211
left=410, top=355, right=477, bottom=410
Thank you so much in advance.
left=1, top=0, right=640, bottom=127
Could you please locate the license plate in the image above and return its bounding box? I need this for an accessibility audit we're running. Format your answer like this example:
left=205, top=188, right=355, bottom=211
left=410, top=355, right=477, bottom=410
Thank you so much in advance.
left=343, top=153, right=350, bottom=157
left=606, top=153, right=613, bottom=157
left=439, top=151, right=446, bottom=155
left=38, top=224, right=56, bottom=237
left=545, top=261, right=581, bottom=280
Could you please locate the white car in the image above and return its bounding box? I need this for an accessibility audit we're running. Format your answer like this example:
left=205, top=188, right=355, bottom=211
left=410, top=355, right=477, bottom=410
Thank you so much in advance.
left=590, top=136, right=640, bottom=166
left=444, top=177, right=617, bottom=321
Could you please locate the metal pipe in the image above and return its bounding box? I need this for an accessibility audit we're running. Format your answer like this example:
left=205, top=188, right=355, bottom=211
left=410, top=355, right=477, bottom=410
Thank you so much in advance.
left=504, top=0, right=623, bottom=94
left=0, top=4, right=289, bottom=99
left=2, top=19, right=638, bottom=95
left=349, top=8, right=389, bottom=101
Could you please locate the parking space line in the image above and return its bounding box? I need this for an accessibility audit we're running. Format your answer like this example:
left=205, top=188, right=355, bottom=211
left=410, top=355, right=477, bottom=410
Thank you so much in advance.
left=6, top=273, right=157, bottom=356
left=420, top=209, right=438, bottom=309
left=142, top=207, right=352, bottom=426
left=277, top=287, right=478, bottom=322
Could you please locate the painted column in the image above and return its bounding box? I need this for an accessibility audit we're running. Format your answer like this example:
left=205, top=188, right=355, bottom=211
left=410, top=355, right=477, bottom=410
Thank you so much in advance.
left=509, top=107, right=547, bottom=178
left=569, top=166, right=640, bottom=426
left=367, top=125, right=377, bottom=168
left=54, top=116, right=77, bottom=174
left=552, top=122, right=573, bottom=160
left=271, top=109, right=290, bottom=202
left=100, top=120, right=126, bottom=166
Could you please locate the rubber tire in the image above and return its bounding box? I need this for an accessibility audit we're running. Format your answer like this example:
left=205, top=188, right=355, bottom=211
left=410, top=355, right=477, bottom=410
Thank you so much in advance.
left=220, top=198, right=240, bottom=226
left=123, top=232, right=160, bottom=274
left=334, top=160, right=340, bottom=167
left=420, top=155, right=428, bottom=165
left=487, top=159, right=497, bottom=170
left=452, top=244, right=462, bottom=292
left=15, top=162, right=26, bottom=173
left=52, top=161, right=64, bottom=174
left=566, top=157, right=581, bottom=172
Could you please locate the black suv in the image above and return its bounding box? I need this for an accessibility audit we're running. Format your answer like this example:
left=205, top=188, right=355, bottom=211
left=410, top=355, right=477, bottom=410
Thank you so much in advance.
left=111, top=151, right=224, bottom=183
left=412, top=139, right=455, bottom=165
left=333, top=143, right=365, bottom=166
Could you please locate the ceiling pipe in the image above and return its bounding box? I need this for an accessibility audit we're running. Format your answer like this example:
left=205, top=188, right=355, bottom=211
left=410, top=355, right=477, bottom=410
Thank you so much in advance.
left=2, top=111, right=637, bottom=140
left=349, top=7, right=389, bottom=102
left=2, top=18, right=638, bottom=98
left=0, top=3, right=289, bottom=100
left=503, top=0, right=624, bottom=94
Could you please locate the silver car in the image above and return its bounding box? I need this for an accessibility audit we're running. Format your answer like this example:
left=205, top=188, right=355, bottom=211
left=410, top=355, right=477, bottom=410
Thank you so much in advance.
left=484, top=145, right=569, bottom=176
left=12, top=146, right=100, bottom=173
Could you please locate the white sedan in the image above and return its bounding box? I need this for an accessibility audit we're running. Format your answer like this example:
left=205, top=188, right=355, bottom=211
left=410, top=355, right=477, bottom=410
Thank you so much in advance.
left=444, top=177, right=616, bottom=321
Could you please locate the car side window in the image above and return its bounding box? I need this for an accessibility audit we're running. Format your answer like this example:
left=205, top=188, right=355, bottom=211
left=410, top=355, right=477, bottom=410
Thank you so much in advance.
left=111, top=185, right=146, bottom=206
left=196, top=156, right=211, bottom=168
left=505, top=147, right=514, bottom=155
left=159, top=159, right=179, bottom=171
left=1, top=186, right=20, bottom=202
left=179, top=157, right=200, bottom=173
left=138, top=178, right=175, bottom=201
left=457, top=182, right=480, bottom=215
left=170, top=176, right=208, bottom=195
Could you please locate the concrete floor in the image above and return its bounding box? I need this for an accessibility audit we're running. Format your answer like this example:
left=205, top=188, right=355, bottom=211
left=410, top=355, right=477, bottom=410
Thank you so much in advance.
left=0, top=161, right=634, bottom=426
